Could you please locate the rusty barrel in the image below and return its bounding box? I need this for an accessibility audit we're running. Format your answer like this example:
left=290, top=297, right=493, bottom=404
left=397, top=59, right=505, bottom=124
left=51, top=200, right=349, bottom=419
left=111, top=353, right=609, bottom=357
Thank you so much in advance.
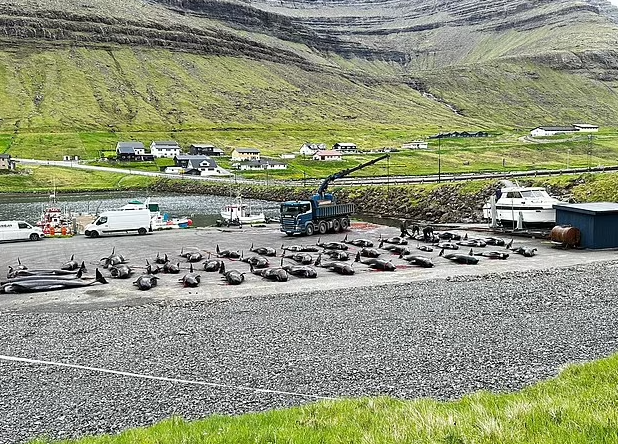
left=550, top=225, right=581, bottom=247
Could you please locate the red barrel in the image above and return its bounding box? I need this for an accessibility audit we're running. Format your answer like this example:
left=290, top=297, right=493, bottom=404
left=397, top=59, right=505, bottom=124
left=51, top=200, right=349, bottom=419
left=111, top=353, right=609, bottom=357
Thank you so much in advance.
left=550, top=225, right=581, bottom=248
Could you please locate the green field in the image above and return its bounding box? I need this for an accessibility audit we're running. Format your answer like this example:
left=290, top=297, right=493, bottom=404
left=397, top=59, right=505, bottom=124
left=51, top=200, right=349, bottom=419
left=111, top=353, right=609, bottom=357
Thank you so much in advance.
left=30, top=352, right=618, bottom=444
left=3, top=129, right=618, bottom=182
left=0, top=165, right=156, bottom=193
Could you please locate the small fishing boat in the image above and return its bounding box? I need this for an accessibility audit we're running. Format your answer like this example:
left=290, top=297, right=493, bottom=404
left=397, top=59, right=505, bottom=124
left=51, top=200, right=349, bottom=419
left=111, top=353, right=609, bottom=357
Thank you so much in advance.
left=482, top=185, right=565, bottom=226
left=220, top=196, right=266, bottom=225
left=37, top=192, right=74, bottom=236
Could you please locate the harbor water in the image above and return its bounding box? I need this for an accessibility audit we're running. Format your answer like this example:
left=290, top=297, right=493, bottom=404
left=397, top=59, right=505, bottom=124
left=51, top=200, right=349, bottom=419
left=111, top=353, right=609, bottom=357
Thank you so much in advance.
left=0, top=192, right=281, bottom=228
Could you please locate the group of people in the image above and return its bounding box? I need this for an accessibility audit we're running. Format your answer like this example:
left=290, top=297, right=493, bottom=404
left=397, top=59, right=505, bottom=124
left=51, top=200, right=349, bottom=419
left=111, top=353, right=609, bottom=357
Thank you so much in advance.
left=399, top=219, right=434, bottom=242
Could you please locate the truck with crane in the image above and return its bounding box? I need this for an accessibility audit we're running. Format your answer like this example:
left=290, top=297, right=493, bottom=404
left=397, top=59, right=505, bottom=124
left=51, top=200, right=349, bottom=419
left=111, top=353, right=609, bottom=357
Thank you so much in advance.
left=279, top=154, right=389, bottom=236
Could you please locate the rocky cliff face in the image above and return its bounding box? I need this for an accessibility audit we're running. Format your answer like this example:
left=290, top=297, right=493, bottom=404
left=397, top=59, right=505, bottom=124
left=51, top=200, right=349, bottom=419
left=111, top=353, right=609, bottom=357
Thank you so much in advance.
left=2, top=0, right=617, bottom=71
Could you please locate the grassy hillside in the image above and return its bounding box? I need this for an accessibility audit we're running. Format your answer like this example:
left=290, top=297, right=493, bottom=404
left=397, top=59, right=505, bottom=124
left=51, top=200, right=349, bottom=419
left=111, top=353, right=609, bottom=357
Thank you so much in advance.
left=30, top=352, right=618, bottom=443
left=0, top=47, right=473, bottom=134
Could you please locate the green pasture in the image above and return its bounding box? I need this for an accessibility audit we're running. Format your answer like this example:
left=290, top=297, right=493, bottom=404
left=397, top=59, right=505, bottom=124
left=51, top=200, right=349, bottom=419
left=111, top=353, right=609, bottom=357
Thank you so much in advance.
left=0, top=165, right=155, bottom=193
left=31, top=352, right=618, bottom=444
left=2, top=129, right=617, bottom=181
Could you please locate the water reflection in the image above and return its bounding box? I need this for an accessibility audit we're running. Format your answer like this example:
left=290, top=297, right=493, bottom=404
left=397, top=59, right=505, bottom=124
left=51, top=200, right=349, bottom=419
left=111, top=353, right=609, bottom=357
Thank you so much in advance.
left=0, top=192, right=280, bottom=227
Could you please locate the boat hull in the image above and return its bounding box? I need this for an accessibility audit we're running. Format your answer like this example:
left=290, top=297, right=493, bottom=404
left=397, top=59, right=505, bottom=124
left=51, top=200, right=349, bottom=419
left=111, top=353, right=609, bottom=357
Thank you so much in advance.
left=484, top=206, right=557, bottom=225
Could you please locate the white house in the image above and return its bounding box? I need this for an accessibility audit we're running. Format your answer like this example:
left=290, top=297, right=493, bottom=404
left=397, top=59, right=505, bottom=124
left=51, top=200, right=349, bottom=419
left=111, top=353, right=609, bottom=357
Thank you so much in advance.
left=150, top=141, right=181, bottom=158
left=231, top=148, right=261, bottom=161
left=0, top=154, right=15, bottom=170
left=299, top=142, right=326, bottom=156
left=530, top=126, right=580, bottom=137
left=332, top=142, right=358, bottom=154
left=313, top=150, right=343, bottom=161
left=573, top=124, right=599, bottom=133
left=402, top=140, right=428, bottom=150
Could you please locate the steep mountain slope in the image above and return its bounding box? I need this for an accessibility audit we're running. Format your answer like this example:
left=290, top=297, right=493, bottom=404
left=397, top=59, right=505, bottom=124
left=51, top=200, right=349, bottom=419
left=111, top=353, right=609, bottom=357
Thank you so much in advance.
left=0, top=0, right=617, bottom=133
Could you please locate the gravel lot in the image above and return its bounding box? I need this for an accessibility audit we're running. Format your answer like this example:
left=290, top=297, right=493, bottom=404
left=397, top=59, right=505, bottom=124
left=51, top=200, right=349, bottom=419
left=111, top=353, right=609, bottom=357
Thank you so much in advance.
left=1, top=226, right=618, bottom=443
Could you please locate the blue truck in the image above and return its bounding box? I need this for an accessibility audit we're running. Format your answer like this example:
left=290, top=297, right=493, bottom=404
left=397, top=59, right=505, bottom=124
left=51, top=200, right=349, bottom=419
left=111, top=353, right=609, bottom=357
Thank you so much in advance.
left=280, top=154, right=389, bottom=236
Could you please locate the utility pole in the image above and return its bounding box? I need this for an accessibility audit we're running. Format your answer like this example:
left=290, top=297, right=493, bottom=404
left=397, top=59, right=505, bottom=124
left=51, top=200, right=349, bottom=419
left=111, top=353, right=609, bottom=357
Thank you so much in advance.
left=587, top=135, right=593, bottom=171
left=438, top=132, right=442, bottom=183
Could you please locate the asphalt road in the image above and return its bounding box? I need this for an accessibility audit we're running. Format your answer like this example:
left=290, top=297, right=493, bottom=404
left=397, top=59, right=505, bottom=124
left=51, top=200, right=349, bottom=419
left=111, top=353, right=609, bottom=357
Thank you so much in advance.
left=1, top=223, right=615, bottom=313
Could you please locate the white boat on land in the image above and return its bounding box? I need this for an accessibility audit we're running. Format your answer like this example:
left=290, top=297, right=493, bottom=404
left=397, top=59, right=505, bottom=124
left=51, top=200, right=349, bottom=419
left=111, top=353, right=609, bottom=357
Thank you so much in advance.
left=482, top=186, right=566, bottom=226
left=220, top=196, right=266, bottom=225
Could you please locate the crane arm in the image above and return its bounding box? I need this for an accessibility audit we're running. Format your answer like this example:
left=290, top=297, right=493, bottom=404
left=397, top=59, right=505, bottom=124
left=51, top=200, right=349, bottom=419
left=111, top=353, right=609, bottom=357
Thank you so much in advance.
left=317, top=154, right=389, bottom=196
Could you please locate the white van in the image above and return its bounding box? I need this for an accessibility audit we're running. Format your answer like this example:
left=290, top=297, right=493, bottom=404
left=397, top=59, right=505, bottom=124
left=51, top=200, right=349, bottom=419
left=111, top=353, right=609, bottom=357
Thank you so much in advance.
left=0, top=221, right=45, bottom=242
left=84, top=209, right=152, bottom=238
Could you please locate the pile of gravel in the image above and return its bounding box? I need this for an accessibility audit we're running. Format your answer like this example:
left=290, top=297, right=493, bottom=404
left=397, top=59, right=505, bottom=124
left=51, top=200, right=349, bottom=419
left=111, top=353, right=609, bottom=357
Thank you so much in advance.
left=1, top=260, right=618, bottom=443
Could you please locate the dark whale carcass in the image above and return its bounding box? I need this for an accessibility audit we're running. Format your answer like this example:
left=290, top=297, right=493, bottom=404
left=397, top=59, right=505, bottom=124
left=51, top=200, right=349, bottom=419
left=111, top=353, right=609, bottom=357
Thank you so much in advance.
left=180, top=248, right=203, bottom=262
left=280, top=251, right=313, bottom=265
left=249, top=243, right=277, bottom=257
left=314, top=254, right=354, bottom=275
left=399, top=254, right=435, bottom=268
left=470, top=249, right=509, bottom=260
left=109, top=264, right=133, bottom=279
left=280, top=260, right=318, bottom=278
left=7, top=262, right=87, bottom=279
left=354, top=252, right=396, bottom=271
left=439, top=248, right=479, bottom=265
left=216, top=245, right=241, bottom=259
left=316, top=238, right=348, bottom=251
left=1, top=269, right=108, bottom=293
left=179, top=263, right=201, bottom=287
left=240, top=252, right=270, bottom=269
left=510, top=246, right=538, bottom=257
left=133, top=274, right=159, bottom=290
left=342, top=234, right=373, bottom=248
left=379, top=234, right=408, bottom=245
left=203, top=254, right=225, bottom=272
left=281, top=244, right=320, bottom=253
left=219, top=263, right=245, bottom=285
left=359, top=247, right=381, bottom=258
left=379, top=240, right=410, bottom=256
left=250, top=265, right=289, bottom=282
left=100, top=248, right=127, bottom=268
left=61, top=254, right=80, bottom=271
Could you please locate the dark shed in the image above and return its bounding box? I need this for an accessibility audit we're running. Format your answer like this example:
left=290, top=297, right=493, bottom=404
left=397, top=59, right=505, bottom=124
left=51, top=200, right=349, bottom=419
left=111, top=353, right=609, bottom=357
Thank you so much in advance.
left=554, top=202, right=618, bottom=249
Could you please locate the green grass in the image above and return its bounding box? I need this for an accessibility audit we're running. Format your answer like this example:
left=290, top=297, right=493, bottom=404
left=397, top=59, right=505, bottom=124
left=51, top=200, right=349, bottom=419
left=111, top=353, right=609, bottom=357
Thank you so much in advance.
left=0, top=165, right=156, bottom=192
left=30, top=352, right=618, bottom=443
left=3, top=127, right=617, bottom=180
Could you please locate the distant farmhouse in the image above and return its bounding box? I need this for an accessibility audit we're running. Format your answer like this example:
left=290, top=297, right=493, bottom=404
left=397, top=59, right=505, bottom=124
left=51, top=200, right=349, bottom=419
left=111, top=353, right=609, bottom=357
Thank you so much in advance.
left=231, top=148, right=261, bottom=162
left=0, top=153, right=15, bottom=170
left=313, top=150, right=343, bottom=161
left=165, top=155, right=228, bottom=176
left=150, top=141, right=181, bottom=158
left=299, top=142, right=326, bottom=156
left=189, top=144, right=225, bottom=156
left=402, top=140, right=428, bottom=150
left=235, top=159, right=287, bottom=171
left=428, top=131, right=489, bottom=139
left=332, top=142, right=358, bottom=154
left=530, top=124, right=599, bottom=137
left=116, top=142, right=154, bottom=161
